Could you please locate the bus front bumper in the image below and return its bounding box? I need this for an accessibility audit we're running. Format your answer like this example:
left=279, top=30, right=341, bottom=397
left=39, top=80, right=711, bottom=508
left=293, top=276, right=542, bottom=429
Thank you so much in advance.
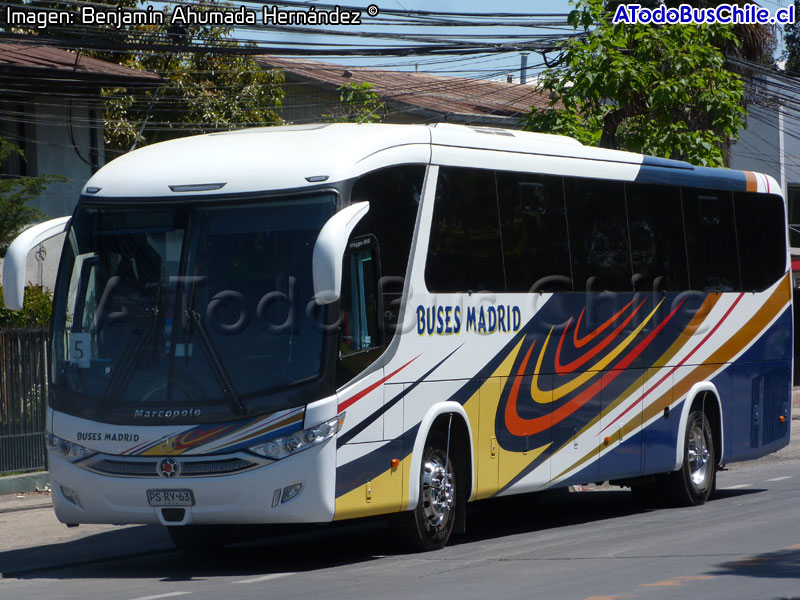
left=48, top=440, right=336, bottom=526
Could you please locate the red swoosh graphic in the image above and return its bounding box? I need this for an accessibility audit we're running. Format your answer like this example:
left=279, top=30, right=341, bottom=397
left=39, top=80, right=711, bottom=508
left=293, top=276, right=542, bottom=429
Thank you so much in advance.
left=338, top=355, right=419, bottom=412
left=122, top=438, right=154, bottom=455
left=572, top=298, right=636, bottom=348
left=505, top=299, right=685, bottom=437
left=601, top=293, right=740, bottom=433
left=555, top=300, right=646, bottom=374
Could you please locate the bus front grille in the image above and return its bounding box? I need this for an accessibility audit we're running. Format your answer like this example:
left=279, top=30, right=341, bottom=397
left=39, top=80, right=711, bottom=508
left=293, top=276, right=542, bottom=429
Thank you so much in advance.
left=86, top=457, right=259, bottom=478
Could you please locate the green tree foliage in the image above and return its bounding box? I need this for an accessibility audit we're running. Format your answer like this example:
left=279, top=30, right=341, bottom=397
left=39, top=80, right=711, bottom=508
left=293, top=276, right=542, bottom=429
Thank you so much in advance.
left=100, top=2, right=285, bottom=154
left=324, top=82, right=387, bottom=123
left=784, top=0, right=800, bottom=73
left=0, top=138, right=64, bottom=258
left=0, top=284, right=53, bottom=328
left=4, top=0, right=285, bottom=156
left=607, top=0, right=776, bottom=64
left=522, top=0, right=746, bottom=167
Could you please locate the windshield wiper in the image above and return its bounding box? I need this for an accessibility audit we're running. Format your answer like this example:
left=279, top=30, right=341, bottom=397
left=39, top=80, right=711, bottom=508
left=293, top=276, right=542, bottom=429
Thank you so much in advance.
left=96, top=272, right=167, bottom=418
left=184, top=309, right=246, bottom=416
left=96, top=304, right=159, bottom=418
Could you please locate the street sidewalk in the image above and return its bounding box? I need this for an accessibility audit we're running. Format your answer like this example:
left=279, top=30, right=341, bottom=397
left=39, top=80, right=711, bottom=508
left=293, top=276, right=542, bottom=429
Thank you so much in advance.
left=1, top=390, right=800, bottom=577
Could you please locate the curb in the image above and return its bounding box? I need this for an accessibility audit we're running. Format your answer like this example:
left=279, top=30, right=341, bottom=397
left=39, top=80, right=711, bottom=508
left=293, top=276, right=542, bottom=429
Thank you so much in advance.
left=0, top=501, right=51, bottom=515
left=0, top=471, right=50, bottom=496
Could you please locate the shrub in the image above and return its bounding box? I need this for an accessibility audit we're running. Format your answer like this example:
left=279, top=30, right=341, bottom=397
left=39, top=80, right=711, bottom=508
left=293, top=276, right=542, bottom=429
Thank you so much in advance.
left=0, top=284, right=53, bottom=329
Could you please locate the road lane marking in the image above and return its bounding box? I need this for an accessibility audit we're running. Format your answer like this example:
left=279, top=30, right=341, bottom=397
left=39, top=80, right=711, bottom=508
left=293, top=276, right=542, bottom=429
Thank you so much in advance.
left=232, top=572, right=295, bottom=584
left=720, top=484, right=751, bottom=489
left=766, top=476, right=792, bottom=482
left=129, top=593, right=191, bottom=600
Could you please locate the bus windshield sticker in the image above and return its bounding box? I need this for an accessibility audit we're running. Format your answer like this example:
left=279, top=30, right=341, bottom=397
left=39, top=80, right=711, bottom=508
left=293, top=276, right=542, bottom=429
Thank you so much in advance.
left=67, top=332, right=92, bottom=368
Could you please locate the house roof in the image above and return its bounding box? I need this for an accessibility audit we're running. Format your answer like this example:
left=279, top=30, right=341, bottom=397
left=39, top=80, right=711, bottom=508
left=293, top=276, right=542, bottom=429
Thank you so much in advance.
left=0, top=42, right=160, bottom=89
left=256, top=55, right=551, bottom=123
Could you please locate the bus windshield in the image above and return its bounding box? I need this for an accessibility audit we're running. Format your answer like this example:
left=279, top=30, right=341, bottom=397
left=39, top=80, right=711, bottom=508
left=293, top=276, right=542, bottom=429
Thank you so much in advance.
left=51, top=193, right=336, bottom=423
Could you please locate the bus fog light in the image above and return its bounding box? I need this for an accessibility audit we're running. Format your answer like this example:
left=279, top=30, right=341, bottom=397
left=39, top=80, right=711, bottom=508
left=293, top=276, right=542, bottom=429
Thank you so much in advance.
left=60, top=485, right=83, bottom=508
left=249, top=413, right=345, bottom=460
left=271, top=488, right=282, bottom=508
left=281, top=483, right=302, bottom=503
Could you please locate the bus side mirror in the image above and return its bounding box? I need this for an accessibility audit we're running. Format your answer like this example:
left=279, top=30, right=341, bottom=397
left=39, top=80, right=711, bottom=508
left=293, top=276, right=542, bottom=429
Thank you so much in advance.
left=313, top=202, right=369, bottom=305
left=2, top=216, right=71, bottom=310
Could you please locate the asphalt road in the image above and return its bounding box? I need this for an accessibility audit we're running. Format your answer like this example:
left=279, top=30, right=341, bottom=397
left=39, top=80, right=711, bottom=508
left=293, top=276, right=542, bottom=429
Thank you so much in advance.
left=2, top=458, right=800, bottom=600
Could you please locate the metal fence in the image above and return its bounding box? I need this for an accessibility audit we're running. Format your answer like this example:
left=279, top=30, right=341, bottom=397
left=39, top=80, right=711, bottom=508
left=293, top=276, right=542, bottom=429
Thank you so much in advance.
left=0, top=329, right=49, bottom=475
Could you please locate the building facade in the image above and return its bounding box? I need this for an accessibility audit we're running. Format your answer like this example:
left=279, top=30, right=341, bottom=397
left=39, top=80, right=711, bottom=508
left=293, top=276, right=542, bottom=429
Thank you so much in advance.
left=0, top=43, right=158, bottom=289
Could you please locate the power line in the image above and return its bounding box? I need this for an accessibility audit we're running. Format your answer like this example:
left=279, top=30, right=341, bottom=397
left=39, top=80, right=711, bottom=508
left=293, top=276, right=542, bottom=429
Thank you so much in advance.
left=0, top=1, right=576, bottom=58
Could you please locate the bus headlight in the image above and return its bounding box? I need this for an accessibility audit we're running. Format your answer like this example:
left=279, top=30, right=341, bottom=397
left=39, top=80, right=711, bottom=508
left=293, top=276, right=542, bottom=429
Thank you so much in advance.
left=249, top=413, right=344, bottom=460
left=46, top=433, right=95, bottom=462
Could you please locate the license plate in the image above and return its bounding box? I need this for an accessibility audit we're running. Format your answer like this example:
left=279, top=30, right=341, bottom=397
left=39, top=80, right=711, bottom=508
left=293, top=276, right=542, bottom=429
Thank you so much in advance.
left=146, top=489, right=195, bottom=507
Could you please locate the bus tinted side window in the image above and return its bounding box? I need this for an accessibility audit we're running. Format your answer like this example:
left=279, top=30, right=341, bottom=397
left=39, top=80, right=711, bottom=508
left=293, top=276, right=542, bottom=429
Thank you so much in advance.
left=735, top=192, right=787, bottom=292
left=788, top=185, right=800, bottom=249
left=337, top=236, right=383, bottom=387
left=351, top=164, right=425, bottom=341
left=564, top=178, right=632, bottom=292
left=496, top=171, right=572, bottom=292
left=682, top=188, right=741, bottom=292
left=425, top=167, right=505, bottom=293
left=338, top=165, right=425, bottom=387
left=626, top=183, right=689, bottom=292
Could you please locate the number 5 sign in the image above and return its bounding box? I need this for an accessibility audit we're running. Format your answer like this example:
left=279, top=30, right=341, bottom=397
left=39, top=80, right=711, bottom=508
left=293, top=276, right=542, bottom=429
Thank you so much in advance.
left=68, top=332, right=91, bottom=368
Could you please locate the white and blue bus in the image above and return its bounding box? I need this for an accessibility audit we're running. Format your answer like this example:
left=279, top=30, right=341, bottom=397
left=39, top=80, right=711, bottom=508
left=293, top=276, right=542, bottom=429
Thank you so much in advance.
left=5, top=123, right=792, bottom=551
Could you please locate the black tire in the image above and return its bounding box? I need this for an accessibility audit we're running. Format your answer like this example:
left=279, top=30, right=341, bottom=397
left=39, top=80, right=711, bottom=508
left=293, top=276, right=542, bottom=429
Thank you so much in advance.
left=396, top=433, right=457, bottom=552
left=663, top=409, right=716, bottom=507
left=167, top=524, right=228, bottom=553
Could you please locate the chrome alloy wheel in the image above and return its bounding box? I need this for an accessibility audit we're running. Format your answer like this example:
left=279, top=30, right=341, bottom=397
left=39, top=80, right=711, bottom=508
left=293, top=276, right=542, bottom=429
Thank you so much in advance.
left=687, top=421, right=711, bottom=488
left=420, top=455, right=454, bottom=528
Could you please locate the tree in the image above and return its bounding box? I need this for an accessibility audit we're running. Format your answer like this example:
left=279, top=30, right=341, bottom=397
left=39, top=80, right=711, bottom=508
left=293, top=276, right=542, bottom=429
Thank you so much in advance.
left=100, top=2, right=286, bottom=154
left=607, top=0, right=777, bottom=65
left=3, top=0, right=285, bottom=156
left=523, top=0, right=746, bottom=167
left=324, top=82, right=387, bottom=123
left=784, top=0, right=800, bottom=73
left=0, top=138, right=64, bottom=258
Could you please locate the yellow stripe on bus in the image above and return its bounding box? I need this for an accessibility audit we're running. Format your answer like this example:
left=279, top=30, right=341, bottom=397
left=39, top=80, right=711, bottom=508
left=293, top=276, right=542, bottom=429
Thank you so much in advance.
left=334, top=455, right=410, bottom=521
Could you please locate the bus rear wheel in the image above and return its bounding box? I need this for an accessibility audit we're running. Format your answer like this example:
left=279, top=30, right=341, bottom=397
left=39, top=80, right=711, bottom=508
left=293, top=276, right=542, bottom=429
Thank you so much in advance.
left=397, top=434, right=457, bottom=551
left=664, top=409, right=716, bottom=506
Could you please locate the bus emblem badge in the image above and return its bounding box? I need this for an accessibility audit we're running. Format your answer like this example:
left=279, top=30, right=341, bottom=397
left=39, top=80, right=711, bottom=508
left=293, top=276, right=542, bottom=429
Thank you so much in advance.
left=159, top=458, right=181, bottom=478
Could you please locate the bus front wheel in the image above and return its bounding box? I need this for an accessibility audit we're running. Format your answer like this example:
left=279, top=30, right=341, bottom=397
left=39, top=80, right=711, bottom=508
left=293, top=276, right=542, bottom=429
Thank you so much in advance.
left=397, top=433, right=457, bottom=551
left=664, top=409, right=716, bottom=506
